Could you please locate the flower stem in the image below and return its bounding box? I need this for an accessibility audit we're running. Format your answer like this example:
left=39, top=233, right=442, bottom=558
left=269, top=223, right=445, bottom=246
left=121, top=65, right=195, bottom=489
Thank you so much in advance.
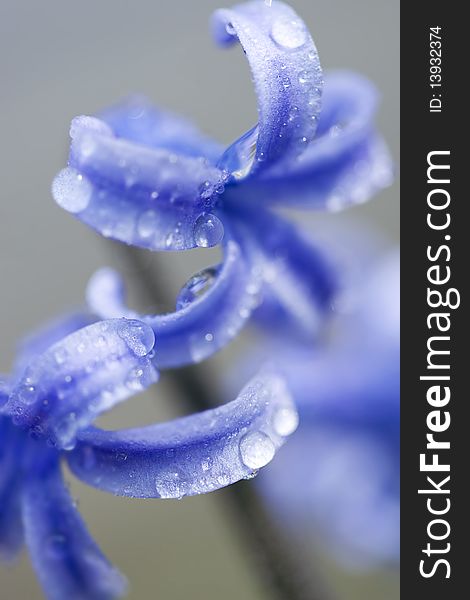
left=115, top=244, right=335, bottom=600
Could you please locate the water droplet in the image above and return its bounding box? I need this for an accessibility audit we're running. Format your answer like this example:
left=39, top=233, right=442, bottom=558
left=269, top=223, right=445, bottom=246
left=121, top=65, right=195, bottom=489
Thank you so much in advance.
left=239, top=432, right=275, bottom=469
left=272, top=407, right=299, bottom=437
left=199, top=180, right=214, bottom=200
left=155, top=472, right=186, bottom=499
left=52, top=168, right=92, bottom=213
left=194, top=213, right=224, bottom=248
left=271, top=18, right=307, bottom=49
left=219, top=125, right=258, bottom=180
left=120, top=320, right=155, bottom=357
left=16, top=384, right=38, bottom=405
left=150, top=191, right=159, bottom=200
left=298, top=70, right=311, bottom=84
left=137, top=210, right=159, bottom=239
left=204, top=333, right=214, bottom=342
left=176, top=266, right=220, bottom=310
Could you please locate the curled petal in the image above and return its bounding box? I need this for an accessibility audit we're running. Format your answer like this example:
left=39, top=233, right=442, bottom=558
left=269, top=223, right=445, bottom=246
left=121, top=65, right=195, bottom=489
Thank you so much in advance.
left=4, top=319, right=158, bottom=450
left=225, top=71, right=393, bottom=209
left=212, top=1, right=323, bottom=178
left=13, top=312, right=94, bottom=380
left=99, top=95, right=223, bottom=163
left=87, top=238, right=262, bottom=368
left=52, top=116, right=228, bottom=251
left=22, top=457, right=127, bottom=600
left=229, top=208, right=336, bottom=338
left=68, top=369, right=298, bottom=498
left=0, top=418, right=24, bottom=560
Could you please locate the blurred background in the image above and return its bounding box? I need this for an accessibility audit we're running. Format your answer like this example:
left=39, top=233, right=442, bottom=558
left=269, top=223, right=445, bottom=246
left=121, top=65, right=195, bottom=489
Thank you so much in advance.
left=0, top=0, right=399, bottom=598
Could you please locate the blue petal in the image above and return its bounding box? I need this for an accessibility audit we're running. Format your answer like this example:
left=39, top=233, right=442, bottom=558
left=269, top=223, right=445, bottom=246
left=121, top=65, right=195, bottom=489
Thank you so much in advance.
left=13, top=312, right=94, bottom=380
left=86, top=238, right=262, bottom=368
left=212, top=1, right=323, bottom=179
left=22, top=456, right=127, bottom=600
left=4, top=319, right=158, bottom=450
left=225, top=71, right=393, bottom=209
left=99, top=95, right=223, bottom=164
left=52, top=116, right=228, bottom=251
left=259, top=422, right=399, bottom=567
left=0, top=417, right=24, bottom=560
left=272, top=341, right=399, bottom=432
left=68, top=368, right=298, bottom=498
left=228, top=207, right=337, bottom=337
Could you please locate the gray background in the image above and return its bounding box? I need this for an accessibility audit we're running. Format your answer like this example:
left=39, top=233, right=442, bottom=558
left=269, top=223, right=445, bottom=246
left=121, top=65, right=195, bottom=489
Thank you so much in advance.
left=0, top=1, right=399, bottom=598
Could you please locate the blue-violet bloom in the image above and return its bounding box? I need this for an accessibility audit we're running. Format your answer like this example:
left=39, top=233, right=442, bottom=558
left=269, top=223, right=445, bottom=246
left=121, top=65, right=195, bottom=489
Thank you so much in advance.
left=252, top=249, right=400, bottom=568
left=52, top=0, right=392, bottom=354
left=1, top=312, right=297, bottom=599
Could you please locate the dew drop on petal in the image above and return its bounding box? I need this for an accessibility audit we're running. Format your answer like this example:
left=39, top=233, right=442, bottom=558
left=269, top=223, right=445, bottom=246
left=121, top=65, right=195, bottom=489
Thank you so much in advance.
left=16, top=384, right=38, bottom=406
left=219, top=126, right=258, bottom=180
left=271, top=18, right=307, bottom=50
left=239, top=432, right=275, bottom=469
left=272, top=406, right=299, bottom=437
left=52, top=168, right=92, bottom=213
left=155, top=472, right=186, bottom=499
left=193, top=213, right=224, bottom=248
left=120, top=320, right=155, bottom=357
left=176, top=266, right=220, bottom=310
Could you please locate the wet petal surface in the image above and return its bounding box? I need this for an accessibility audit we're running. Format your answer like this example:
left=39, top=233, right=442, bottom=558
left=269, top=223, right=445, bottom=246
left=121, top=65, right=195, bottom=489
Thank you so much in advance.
left=212, top=0, right=323, bottom=179
left=22, top=456, right=127, bottom=600
left=52, top=116, right=228, bottom=251
left=4, top=319, right=158, bottom=450
left=225, top=72, right=392, bottom=209
left=68, top=369, right=297, bottom=498
left=86, top=237, right=262, bottom=368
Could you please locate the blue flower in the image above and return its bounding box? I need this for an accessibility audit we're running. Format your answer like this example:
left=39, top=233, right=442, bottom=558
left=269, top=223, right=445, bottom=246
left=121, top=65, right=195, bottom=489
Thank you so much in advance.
left=250, top=249, right=400, bottom=568
left=52, top=0, right=392, bottom=357
left=1, top=312, right=297, bottom=599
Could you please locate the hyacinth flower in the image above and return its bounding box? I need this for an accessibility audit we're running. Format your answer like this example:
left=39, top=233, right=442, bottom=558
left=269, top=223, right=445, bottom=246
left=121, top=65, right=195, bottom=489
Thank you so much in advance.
left=0, top=311, right=298, bottom=599
left=247, top=250, right=400, bottom=568
left=52, top=0, right=392, bottom=350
